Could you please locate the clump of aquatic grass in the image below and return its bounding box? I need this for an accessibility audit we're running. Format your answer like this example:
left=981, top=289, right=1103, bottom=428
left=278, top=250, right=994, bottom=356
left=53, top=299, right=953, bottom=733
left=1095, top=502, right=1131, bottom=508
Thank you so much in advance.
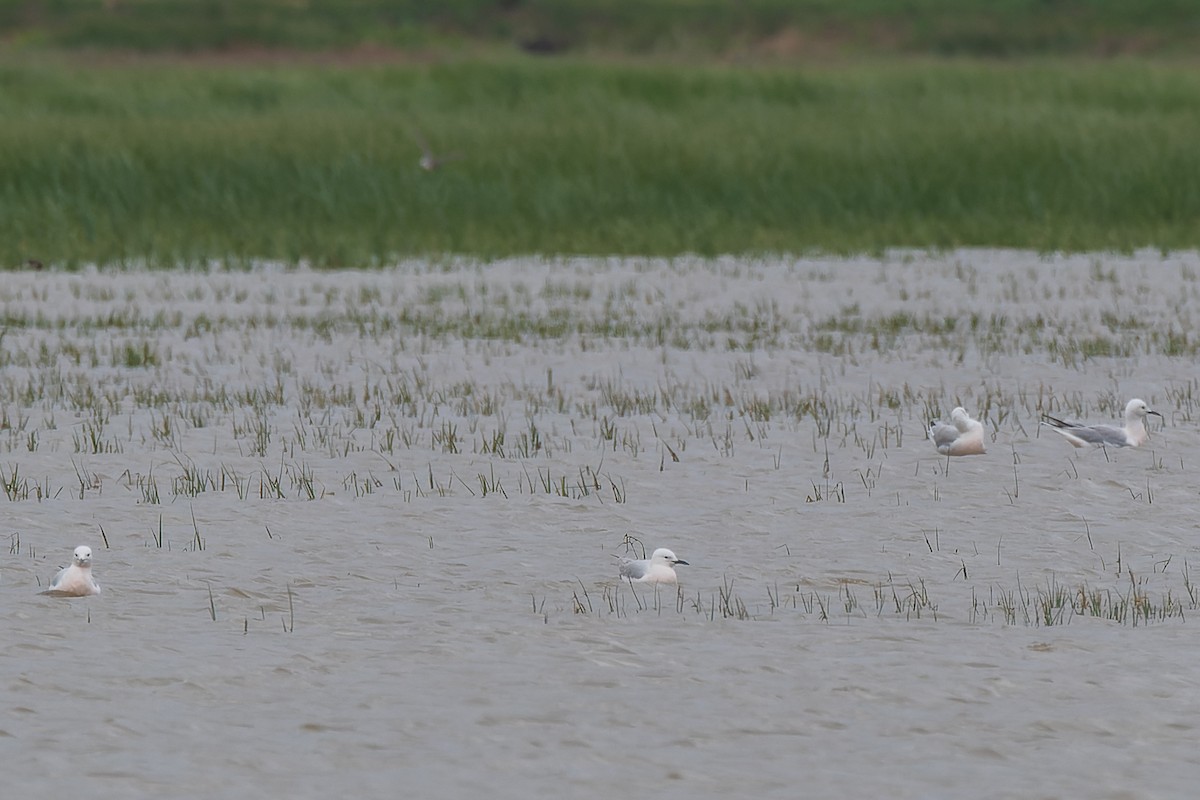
left=285, top=461, right=320, bottom=500
left=343, top=470, right=384, bottom=498
left=973, top=572, right=1196, bottom=627
left=72, top=419, right=122, bottom=454
left=805, top=479, right=845, bottom=504
left=172, top=456, right=216, bottom=497
left=130, top=468, right=161, bottom=503
left=715, top=577, right=750, bottom=620
left=0, top=464, right=59, bottom=501
left=258, top=464, right=286, bottom=499
left=71, top=459, right=103, bottom=499
left=476, top=465, right=507, bottom=498
left=518, top=464, right=617, bottom=502
left=220, top=465, right=251, bottom=500
left=873, top=578, right=938, bottom=621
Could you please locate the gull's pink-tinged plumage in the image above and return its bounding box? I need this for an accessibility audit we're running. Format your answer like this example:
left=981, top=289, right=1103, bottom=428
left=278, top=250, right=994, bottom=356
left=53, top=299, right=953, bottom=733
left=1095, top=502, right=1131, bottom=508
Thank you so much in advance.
left=928, top=407, right=986, bottom=456
left=619, top=548, right=689, bottom=585
left=44, top=545, right=102, bottom=597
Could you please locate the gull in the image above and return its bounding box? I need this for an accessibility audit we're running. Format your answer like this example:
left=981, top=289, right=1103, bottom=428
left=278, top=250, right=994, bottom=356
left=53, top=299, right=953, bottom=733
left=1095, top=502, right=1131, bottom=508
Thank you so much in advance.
left=44, top=545, right=102, bottom=597
left=412, top=129, right=463, bottom=172
left=1041, top=398, right=1162, bottom=448
left=619, top=548, right=689, bottom=585
left=928, top=407, right=986, bottom=456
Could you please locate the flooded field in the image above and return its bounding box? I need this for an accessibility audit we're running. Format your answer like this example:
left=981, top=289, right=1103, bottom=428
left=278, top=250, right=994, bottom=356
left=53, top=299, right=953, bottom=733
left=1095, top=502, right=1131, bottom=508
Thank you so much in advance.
left=4, top=251, right=1200, bottom=798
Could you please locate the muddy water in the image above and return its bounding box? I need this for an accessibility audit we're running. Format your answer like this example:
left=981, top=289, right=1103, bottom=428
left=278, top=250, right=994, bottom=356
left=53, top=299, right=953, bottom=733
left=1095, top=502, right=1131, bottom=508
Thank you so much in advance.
left=3, top=252, right=1200, bottom=798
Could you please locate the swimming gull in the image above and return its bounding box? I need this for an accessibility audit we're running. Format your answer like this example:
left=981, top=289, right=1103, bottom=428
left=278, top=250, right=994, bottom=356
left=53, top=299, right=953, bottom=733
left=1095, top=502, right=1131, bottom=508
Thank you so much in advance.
left=928, top=407, right=986, bottom=456
left=619, top=548, right=689, bottom=585
left=1041, top=398, right=1162, bottom=448
left=44, top=545, right=102, bottom=597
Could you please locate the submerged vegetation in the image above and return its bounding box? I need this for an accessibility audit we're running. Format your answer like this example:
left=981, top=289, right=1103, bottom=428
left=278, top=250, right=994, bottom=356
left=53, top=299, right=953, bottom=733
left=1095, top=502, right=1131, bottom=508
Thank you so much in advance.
left=2, top=57, right=1199, bottom=266
left=2, top=255, right=1198, bottom=627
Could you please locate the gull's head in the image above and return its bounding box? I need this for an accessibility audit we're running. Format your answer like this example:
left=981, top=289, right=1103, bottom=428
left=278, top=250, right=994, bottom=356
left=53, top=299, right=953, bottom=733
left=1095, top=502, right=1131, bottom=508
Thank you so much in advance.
left=1126, top=398, right=1162, bottom=420
left=72, top=545, right=92, bottom=567
left=650, top=548, right=689, bottom=567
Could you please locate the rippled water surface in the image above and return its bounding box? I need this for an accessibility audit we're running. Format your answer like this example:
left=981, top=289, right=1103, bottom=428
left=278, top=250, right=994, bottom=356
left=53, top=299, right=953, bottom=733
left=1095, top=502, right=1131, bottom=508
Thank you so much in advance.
left=4, top=252, right=1200, bottom=798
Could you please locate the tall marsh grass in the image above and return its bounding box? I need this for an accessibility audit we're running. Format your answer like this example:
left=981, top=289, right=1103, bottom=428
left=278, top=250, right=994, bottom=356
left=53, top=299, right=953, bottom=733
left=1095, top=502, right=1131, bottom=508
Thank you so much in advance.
left=2, top=57, right=1199, bottom=265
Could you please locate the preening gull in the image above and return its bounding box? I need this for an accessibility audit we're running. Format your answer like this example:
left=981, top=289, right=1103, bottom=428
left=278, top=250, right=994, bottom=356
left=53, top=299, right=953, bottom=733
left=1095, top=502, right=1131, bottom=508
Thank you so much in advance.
left=44, top=545, right=102, bottom=597
left=1041, top=398, right=1162, bottom=448
left=928, top=407, right=986, bottom=456
left=619, top=548, right=689, bottom=585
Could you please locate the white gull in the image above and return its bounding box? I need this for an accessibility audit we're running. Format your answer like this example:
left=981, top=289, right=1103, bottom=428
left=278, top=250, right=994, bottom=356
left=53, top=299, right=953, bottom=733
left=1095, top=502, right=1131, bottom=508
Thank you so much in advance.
left=412, top=128, right=463, bottom=172
left=1041, top=398, right=1161, bottom=448
left=44, top=545, right=102, bottom=597
left=928, top=407, right=986, bottom=456
left=619, top=548, right=689, bottom=585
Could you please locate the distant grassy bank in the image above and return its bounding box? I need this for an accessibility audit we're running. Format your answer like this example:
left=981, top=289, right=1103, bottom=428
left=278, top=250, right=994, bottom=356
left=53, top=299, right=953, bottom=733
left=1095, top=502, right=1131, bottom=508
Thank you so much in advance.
left=2, top=0, right=1198, bottom=59
left=2, top=57, right=1199, bottom=267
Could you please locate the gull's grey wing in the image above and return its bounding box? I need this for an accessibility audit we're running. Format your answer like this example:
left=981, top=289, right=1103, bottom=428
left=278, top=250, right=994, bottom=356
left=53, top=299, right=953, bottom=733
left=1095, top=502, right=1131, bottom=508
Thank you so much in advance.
left=618, top=559, right=648, bottom=580
left=929, top=421, right=959, bottom=452
left=1064, top=424, right=1130, bottom=447
left=48, top=566, right=67, bottom=590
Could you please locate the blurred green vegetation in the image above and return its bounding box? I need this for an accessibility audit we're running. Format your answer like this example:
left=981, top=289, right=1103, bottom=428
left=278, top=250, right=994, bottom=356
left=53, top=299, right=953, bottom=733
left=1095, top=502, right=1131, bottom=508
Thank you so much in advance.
left=0, top=0, right=1197, bottom=58
left=2, top=57, right=1198, bottom=266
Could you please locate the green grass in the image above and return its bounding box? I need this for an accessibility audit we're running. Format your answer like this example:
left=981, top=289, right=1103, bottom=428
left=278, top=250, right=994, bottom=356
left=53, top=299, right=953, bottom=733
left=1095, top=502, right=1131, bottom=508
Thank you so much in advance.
left=3, top=56, right=1200, bottom=265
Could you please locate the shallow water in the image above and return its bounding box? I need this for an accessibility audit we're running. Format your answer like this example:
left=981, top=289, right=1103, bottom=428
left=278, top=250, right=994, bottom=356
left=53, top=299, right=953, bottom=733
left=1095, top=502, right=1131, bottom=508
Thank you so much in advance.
left=4, top=251, right=1200, bottom=798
